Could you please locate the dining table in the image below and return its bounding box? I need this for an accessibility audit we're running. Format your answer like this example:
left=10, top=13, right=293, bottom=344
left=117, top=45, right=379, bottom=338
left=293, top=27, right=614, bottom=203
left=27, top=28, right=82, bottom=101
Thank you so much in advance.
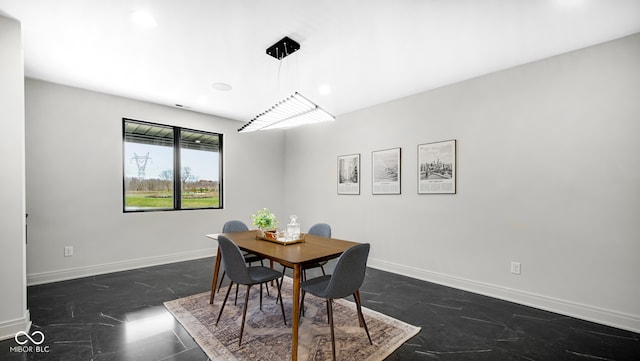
left=206, top=230, right=360, bottom=361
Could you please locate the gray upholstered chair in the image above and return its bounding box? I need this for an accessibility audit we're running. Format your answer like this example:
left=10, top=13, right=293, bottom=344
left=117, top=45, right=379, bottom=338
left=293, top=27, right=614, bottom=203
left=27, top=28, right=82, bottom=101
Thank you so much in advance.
left=308, top=222, right=331, bottom=238
left=222, top=220, right=249, bottom=233
left=217, top=220, right=265, bottom=293
left=299, top=243, right=372, bottom=361
left=281, top=223, right=332, bottom=280
left=304, top=223, right=332, bottom=275
left=215, top=235, right=287, bottom=346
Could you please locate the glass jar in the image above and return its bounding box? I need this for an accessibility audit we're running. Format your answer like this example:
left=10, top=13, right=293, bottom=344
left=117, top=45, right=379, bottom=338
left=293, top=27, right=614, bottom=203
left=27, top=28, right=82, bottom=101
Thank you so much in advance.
left=286, top=215, right=300, bottom=241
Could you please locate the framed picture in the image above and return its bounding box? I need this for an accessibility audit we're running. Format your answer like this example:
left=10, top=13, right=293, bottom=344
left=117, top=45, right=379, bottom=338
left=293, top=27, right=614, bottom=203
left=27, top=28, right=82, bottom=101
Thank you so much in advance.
left=418, top=139, right=456, bottom=194
left=337, top=154, right=360, bottom=195
left=372, top=147, right=401, bottom=194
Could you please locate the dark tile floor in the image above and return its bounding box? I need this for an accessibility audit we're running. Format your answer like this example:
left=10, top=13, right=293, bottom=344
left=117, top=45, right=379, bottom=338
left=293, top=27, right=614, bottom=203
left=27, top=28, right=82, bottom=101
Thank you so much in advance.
left=1, top=257, right=638, bottom=360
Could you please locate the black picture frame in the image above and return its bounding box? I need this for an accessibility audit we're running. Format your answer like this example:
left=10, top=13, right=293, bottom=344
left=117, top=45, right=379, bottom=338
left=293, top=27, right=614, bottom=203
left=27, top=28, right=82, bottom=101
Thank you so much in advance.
left=418, top=139, right=456, bottom=194
left=372, top=147, right=401, bottom=194
left=337, top=153, right=360, bottom=195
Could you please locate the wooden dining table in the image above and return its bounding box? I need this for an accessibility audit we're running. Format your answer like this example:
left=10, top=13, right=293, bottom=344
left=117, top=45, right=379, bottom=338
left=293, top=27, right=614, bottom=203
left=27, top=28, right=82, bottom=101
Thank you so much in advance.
left=206, top=230, right=359, bottom=361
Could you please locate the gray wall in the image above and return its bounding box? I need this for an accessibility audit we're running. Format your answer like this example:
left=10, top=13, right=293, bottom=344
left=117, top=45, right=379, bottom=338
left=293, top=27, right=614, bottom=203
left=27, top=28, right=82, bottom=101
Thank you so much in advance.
left=24, top=79, right=286, bottom=284
left=0, top=14, right=29, bottom=340
left=283, top=33, right=640, bottom=332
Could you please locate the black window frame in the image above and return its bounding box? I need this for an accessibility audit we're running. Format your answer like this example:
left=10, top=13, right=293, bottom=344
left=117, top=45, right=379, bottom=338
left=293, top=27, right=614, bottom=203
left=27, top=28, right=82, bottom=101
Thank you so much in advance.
left=122, top=118, right=223, bottom=212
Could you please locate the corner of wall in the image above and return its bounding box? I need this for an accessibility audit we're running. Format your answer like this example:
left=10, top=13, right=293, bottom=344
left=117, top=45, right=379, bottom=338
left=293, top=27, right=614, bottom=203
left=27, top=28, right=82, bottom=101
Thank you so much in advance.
left=0, top=311, right=31, bottom=342
left=0, top=12, right=29, bottom=343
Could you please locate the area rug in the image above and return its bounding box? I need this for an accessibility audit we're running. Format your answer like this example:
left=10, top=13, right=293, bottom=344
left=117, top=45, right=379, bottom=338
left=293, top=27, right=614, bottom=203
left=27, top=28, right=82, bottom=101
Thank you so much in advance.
left=164, top=277, right=420, bottom=360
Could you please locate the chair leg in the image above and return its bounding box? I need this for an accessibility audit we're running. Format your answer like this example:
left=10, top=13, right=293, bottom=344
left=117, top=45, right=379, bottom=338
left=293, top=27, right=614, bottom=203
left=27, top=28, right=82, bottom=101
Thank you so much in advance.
left=217, top=270, right=226, bottom=293
left=325, top=297, right=331, bottom=324
left=320, top=265, right=326, bottom=276
left=259, top=283, right=263, bottom=310
left=353, top=294, right=363, bottom=327
left=327, top=299, right=336, bottom=361
left=301, top=269, right=307, bottom=317
left=238, top=285, right=252, bottom=346
left=354, top=291, right=372, bottom=345
left=299, top=290, right=306, bottom=318
left=300, top=272, right=308, bottom=318
left=216, top=281, right=234, bottom=325
left=275, top=278, right=287, bottom=325
left=277, top=266, right=287, bottom=304
left=234, top=283, right=240, bottom=305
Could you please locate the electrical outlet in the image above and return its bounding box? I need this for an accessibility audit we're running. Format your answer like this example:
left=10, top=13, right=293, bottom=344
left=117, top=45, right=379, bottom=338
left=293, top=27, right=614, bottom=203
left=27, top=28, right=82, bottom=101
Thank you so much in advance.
left=510, top=261, right=521, bottom=275
left=64, top=246, right=73, bottom=257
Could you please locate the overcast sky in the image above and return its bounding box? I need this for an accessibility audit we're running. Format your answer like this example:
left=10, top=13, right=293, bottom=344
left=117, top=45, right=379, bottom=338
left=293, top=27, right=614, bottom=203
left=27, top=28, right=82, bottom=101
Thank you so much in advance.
left=124, top=142, right=219, bottom=181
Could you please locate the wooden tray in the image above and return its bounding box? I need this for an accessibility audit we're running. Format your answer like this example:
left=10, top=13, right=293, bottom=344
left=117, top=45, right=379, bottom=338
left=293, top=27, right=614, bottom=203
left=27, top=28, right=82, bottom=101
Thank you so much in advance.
left=258, top=233, right=306, bottom=245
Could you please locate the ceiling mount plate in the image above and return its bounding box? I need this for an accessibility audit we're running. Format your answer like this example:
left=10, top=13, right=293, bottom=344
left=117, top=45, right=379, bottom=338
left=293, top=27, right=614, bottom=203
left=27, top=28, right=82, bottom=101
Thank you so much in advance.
left=266, top=36, right=300, bottom=60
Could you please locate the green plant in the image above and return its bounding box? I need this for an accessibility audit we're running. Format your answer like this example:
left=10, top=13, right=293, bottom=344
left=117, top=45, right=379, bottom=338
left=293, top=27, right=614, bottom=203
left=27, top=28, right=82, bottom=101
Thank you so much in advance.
left=251, top=208, right=279, bottom=230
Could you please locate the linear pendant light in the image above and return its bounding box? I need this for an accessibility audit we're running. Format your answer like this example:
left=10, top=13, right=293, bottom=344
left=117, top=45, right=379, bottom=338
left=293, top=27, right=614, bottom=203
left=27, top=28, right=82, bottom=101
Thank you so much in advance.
left=238, top=92, right=335, bottom=132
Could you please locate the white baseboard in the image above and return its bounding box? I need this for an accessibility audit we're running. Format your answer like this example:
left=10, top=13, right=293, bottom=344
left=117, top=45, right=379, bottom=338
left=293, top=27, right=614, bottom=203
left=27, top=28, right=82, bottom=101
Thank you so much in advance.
left=27, top=248, right=216, bottom=286
left=0, top=310, right=31, bottom=341
left=23, top=251, right=639, bottom=333
left=368, top=257, right=640, bottom=334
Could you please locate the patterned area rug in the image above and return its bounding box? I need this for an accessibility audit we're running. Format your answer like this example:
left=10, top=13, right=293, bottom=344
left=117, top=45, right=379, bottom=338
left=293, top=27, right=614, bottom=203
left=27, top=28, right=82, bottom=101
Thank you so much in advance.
left=164, top=277, right=420, bottom=361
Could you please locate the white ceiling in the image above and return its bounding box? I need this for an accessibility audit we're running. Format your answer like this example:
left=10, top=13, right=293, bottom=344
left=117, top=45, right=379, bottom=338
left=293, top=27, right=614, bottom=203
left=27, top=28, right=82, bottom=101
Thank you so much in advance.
left=2, top=0, right=639, bottom=126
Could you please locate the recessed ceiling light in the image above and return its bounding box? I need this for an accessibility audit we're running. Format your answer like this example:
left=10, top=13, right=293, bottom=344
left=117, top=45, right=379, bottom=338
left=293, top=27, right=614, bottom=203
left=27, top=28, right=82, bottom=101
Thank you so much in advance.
left=212, top=83, right=232, bottom=91
left=130, top=10, right=157, bottom=28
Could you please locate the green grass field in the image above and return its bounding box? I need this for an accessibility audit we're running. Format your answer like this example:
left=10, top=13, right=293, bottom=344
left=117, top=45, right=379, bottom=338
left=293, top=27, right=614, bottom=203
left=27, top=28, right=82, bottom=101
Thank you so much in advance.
left=125, top=192, right=219, bottom=209
left=182, top=196, right=220, bottom=208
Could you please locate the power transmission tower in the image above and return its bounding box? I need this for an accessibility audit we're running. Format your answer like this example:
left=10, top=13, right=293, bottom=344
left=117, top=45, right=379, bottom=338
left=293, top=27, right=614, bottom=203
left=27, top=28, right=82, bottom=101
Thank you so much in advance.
left=131, top=152, right=151, bottom=179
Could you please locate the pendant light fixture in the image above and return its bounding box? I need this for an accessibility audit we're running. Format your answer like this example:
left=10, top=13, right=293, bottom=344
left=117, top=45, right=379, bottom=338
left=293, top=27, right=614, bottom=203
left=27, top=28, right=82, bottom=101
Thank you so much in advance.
left=238, top=36, right=335, bottom=132
left=238, top=92, right=334, bottom=132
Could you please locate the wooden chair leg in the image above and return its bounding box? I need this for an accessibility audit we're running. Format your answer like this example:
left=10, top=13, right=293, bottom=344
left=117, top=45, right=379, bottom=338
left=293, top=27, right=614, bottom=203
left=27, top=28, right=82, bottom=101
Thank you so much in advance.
left=327, top=299, right=336, bottom=361
left=209, top=266, right=217, bottom=304
left=353, top=293, right=363, bottom=327
left=299, top=290, right=306, bottom=318
left=217, top=270, right=226, bottom=292
left=216, top=281, right=234, bottom=325
left=277, top=266, right=287, bottom=304
left=253, top=259, right=269, bottom=297
left=275, top=278, right=287, bottom=325
left=238, top=285, right=252, bottom=346
left=354, top=291, right=372, bottom=344
left=325, top=297, right=331, bottom=324
left=301, top=270, right=308, bottom=317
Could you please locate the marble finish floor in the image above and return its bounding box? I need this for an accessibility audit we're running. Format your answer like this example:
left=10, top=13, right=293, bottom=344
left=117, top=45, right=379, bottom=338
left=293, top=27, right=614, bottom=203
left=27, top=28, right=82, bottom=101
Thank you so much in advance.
left=1, top=257, right=638, bottom=360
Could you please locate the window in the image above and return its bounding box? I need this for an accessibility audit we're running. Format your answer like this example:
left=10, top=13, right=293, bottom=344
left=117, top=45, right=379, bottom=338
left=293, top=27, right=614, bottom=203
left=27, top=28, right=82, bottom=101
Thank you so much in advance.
left=123, top=119, right=222, bottom=212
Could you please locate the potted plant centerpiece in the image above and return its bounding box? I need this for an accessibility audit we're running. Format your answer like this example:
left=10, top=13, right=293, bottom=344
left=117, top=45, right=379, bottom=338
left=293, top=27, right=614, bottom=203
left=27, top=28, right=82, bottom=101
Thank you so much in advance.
left=251, top=208, right=279, bottom=239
